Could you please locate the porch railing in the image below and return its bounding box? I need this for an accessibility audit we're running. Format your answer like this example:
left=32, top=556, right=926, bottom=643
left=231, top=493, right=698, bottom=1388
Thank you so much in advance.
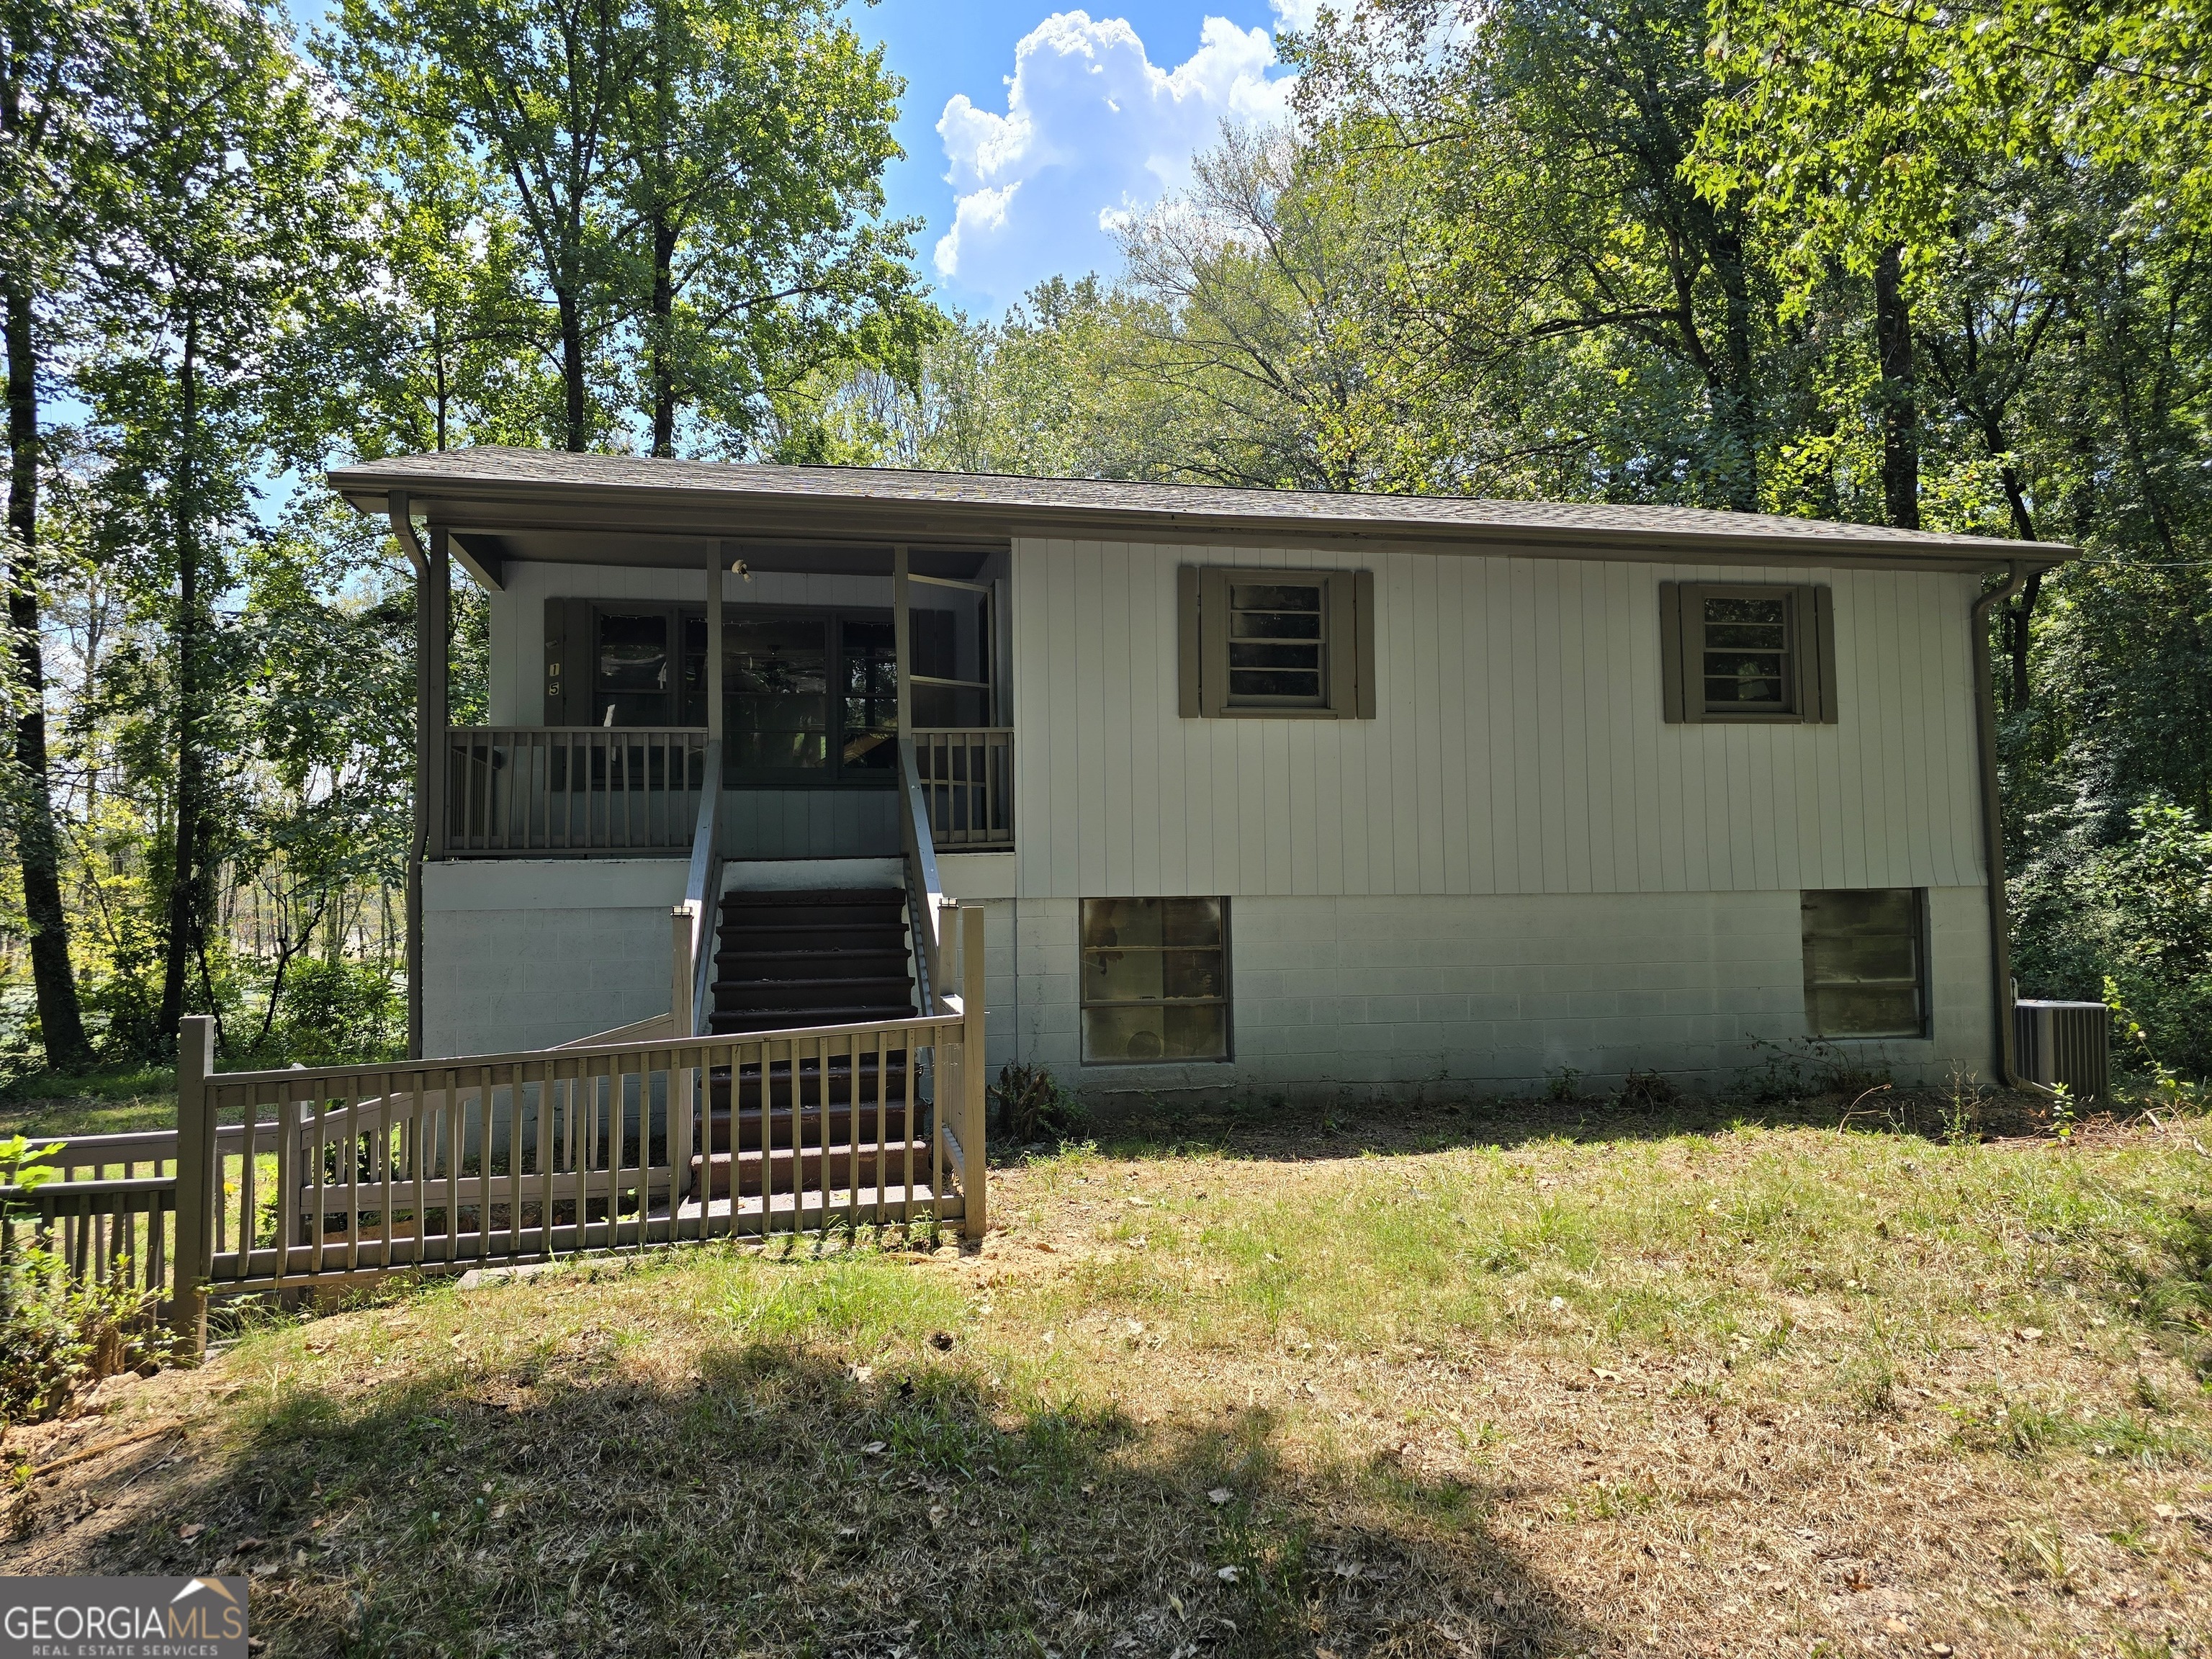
left=436, top=725, right=1012, bottom=855
left=911, top=728, right=1014, bottom=850
left=442, top=727, right=707, bottom=854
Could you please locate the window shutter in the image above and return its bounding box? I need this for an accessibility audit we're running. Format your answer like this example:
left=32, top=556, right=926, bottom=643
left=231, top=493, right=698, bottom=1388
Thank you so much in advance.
left=1326, top=572, right=1357, bottom=716
left=1353, top=567, right=1377, bottom=719
left=1197, top=567, right=1230, bottom=718
left=1658, top=582, right=1699, bottom=724
left=1177, top=566, right=1202, bottom=719
left=1805, top=585, right=1838, bottom=723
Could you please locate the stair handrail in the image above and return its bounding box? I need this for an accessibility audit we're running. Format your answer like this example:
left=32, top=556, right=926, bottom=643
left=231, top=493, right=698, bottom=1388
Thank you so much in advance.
left=899, top=736, right=950, bottom=1015
left=680, top=739, right=723, bottom=1035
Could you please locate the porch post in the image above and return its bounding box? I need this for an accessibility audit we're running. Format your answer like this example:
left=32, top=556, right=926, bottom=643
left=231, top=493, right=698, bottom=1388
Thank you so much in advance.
left=892, top=544, right=911, bottom=737
left=704, top=545, right=724, bottom=743
left=413, top=531, right=449, bottom=1061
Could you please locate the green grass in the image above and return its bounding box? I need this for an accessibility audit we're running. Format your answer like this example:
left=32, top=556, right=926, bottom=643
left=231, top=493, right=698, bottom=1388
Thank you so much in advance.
left=0, top=1064, right=177, bottom=1139
left=6, top=1095, right=2211, bottom=1657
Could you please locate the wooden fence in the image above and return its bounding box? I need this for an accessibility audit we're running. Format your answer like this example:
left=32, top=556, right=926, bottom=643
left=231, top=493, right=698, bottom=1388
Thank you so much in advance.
left=1, top=914, right=986, bottom=1354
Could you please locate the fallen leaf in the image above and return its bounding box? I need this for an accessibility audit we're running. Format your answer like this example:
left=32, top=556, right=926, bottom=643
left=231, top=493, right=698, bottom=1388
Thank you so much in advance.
left=1208, top=1488, right=1233, bottom=1506
left=179, top=1523, right=205, bottom=1542
left=851, top=1364, right=875, bottom=1383
left=1885, top=1618, right=1915, bottom=1635
left=927, top=1505, right=949, bottom=1529
left=2015, top=1328, right=2044, bottom=1342
left=863, top=1442, right=887, bottom=1455
left=1591, top=1367, right=1620, bottom=1382
left=1215, top=1566, right=1240, bottom=1583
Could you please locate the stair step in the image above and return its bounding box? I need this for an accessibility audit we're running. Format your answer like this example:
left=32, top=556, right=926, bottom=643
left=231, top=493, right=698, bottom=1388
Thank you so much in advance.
left=705, top=1100, right=917, bottom=1151
left=714, top=975, right=913, bottom=1008
left=716, top=922, right=908, bottom=950
left=709, top=1005, right=917, bottom=1034
left=691, top=1138, right=934, bottom=1201
left=719, top=892, right=904, bottom=929
left=716, top=946, right=910, bottom=972
left=708, top=1056, right=910, bottom=1112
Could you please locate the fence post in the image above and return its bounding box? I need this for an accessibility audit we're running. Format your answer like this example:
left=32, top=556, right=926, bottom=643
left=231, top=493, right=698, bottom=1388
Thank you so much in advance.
left=170, top=1015, right=216, bottom=1356
left=670, top=904, right=696, bottom=1210
left=961, top=905, right=986, bottom=1240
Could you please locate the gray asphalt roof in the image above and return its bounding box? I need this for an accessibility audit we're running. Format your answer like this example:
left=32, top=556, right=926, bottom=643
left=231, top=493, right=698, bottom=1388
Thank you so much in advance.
left=329, top=446, right=2065, bottom=567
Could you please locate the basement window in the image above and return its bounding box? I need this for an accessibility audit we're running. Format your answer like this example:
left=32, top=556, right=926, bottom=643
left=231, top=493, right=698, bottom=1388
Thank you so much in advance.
left=1802, top=889, right=1926, bottom=1038
left=1079, top=898, right=1231, bottom=1064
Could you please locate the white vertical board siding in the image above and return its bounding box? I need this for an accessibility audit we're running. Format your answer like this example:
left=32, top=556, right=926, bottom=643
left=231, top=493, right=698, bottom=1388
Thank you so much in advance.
left=1010, top=540, right=1986, bottom=899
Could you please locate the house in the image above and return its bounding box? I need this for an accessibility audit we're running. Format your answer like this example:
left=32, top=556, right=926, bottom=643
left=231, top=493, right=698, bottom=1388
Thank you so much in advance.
left=328, top=447, right=2066, bottom=1102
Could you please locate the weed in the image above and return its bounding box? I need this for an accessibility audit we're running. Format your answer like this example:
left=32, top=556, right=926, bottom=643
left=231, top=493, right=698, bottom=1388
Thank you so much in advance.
left=2006, top=1521, right=2069, bottom=1583
left=1615, top=1070, right=1681, bottom=1112
left=990, top=1061, right=1086, bottom=1148
left=1944, top=1064, right=1985, bottom=1145
left=1545, top=1066, right=1583, bottom=1102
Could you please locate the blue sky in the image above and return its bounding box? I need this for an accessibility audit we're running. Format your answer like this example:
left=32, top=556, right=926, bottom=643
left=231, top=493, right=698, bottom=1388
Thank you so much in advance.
left=855, top=0, right=1304, bottom=315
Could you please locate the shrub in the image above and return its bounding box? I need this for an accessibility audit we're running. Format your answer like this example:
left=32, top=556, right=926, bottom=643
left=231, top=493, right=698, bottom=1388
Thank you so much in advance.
left=1, top=1140, right=170, bottom=1427
left=989, top=1062, right=1084, bottom=1146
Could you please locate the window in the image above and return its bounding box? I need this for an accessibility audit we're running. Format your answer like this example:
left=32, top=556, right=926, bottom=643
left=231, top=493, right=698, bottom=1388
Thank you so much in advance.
left=544, top=599, right=895, bottom=783
left=1079, top=898, right=1230, bottom=1063
left=726, top=614, right=830, bottom=770
left=1802, top=889, right=1926, bottom=1038
left=1178, top=567, right=1375, bottom=719
left=1659, top=583, right=1838, bottom=724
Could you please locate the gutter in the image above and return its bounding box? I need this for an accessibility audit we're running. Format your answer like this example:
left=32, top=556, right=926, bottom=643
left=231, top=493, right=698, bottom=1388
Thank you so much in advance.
left=1969, top=559, right=2044, bottom=1091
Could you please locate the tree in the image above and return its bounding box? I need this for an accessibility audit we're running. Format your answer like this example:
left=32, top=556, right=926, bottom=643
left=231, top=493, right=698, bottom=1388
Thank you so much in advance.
left=1289, top=0, right=1771, bottom=509
left=328, top=0, right=641, bottom=452
left=608, top=0, right=925, bottom=456
left=0, top=0, right=117, bottom=1065
left=77, top=0, right=359, bottom=1040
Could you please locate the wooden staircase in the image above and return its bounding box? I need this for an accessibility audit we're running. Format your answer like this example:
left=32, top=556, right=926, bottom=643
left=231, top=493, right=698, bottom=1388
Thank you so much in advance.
left=693, top=886, right=930, bottom=1208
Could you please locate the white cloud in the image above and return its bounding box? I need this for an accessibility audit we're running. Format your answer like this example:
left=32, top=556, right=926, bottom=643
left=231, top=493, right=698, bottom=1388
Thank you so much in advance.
left=932, top=10, right=1294, bottom=303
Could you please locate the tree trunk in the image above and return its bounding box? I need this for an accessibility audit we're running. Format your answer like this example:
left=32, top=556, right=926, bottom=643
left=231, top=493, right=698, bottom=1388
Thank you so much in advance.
left=1712, top=227, right=1758, bottom=512
left=159, top=305, right=204, bottom=1041
left=650, top=212, right=677, bottom=457
left=3, top=264, right=92, bottom=1067
left=1873, top=244, right=1919, bottom=531
left=557, top=284, right=587, bottom=452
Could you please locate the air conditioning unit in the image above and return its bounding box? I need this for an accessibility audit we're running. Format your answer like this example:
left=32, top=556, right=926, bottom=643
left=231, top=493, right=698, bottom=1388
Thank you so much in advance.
left=2014, top=999, right=2110, bottom=1102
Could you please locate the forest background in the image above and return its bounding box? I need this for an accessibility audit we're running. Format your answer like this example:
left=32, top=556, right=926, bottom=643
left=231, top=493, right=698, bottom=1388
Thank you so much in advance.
left=1, top=0, right=2206, bottom=1085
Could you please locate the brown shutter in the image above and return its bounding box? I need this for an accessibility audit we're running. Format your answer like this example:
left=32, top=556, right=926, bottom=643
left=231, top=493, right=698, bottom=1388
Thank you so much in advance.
left=1177, top=566, right=1202, bottom=718
left=1197, top=567, right=1230, bottom=718
left=1807, top=585, right=1838, bottom=723
left=1658, top=582, right=1693, bottom=724
left=1326, top=572, right=1357, bottom=716
left=1353, top=567, right=1377, bottom=719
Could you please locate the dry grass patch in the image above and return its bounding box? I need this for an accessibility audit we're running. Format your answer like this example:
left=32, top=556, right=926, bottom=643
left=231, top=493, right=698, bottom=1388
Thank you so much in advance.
left=6, top=1092, right=2211, bottom=1658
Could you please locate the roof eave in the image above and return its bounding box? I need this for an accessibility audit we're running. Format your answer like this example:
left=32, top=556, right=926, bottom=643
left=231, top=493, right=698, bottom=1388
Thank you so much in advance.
left=330, top=464, right=2071, bottom=574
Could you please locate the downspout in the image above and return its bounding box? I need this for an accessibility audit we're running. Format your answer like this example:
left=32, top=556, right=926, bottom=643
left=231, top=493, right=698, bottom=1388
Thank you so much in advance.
left=1969, top=559, right=2041, bottom=1090
left=387, top=491, right=430, bottom=1061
